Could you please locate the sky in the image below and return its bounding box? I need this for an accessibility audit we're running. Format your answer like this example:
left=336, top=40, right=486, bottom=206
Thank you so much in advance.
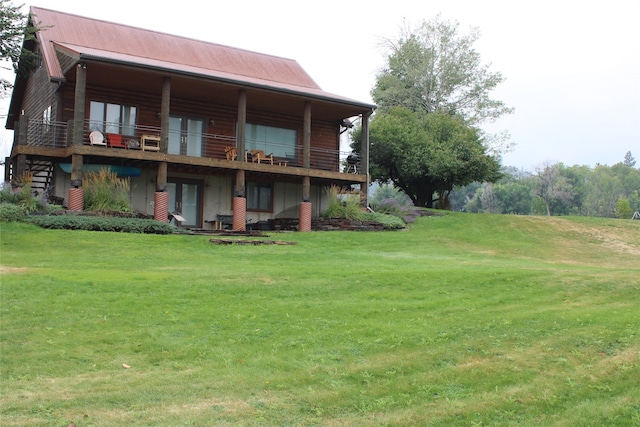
left=1, top=0, right=639, bottom=172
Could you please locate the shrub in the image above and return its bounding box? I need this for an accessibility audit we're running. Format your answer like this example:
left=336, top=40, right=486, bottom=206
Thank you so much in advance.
left=616, top=198, right=633, bottom=219
left=28, top=215, right=174, bottom=234
left=322, top=185, right=344, bottom=218
left=321, top=185, right=364, bottom=220
left=84, top=169, right=132, bottom=211
left=370, top=197, right=421, bottom=223
left=0, top=203, right=26, bottom=222
left=0, top=180, right=47, bottom=215
left=361, top=212, right=406, bottom=229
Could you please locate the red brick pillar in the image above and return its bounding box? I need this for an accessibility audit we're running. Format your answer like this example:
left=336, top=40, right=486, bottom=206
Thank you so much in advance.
left=68, top=187, right=84, bottom=211
left=299, top=201, right=312, bottom=232
left=154, top=191, right=169, bottom=222
left=233, top=197, right=246, bottom=231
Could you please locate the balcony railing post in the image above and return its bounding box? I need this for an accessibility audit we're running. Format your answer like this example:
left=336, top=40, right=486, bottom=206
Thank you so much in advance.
left=66, top=120, right=74, bottom=147
left=17, top=114, right=28, bottom=146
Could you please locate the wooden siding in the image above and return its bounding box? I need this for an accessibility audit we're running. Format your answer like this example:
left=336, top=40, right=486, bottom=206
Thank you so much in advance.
left=19, top=54, right=59, bottom=125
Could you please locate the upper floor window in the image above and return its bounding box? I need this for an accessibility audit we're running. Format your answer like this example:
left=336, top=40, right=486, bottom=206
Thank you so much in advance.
left=245, top=123, right=297, bottom=158
left=89, top=101, right=137, bottom=136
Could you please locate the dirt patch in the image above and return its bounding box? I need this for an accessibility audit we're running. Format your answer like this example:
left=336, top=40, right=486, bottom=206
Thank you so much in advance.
left=210, top=238, right=297, bottom=245
left=554, top=218, right=640, bottom=256
left=0, top=265, right=28, bottom=274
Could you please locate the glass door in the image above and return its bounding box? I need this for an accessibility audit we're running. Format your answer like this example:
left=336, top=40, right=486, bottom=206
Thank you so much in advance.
left=166, top=178, right=202, bottom=228
left=169, top=116, right=204, bottom=157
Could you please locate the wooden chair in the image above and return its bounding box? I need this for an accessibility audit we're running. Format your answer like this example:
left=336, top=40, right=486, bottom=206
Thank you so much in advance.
left=225, top=146, right=237, bottom=160
left=107, top=133, right=127, bottom=149
left=251, top=149, right=273, bottom=165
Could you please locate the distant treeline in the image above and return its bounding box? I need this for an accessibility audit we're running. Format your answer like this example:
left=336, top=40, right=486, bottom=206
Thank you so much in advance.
left=449, top=157, right=639, bottom=218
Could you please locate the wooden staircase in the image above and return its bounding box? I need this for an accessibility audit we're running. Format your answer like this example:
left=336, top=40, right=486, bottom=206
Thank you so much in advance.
left=27, top=160, right=55, bottom=196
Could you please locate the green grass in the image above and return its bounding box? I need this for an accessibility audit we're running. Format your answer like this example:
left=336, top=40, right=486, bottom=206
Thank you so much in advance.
left=1, top=213, right=639, bottom=426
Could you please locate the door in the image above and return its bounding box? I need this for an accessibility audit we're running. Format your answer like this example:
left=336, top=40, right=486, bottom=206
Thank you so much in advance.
left=169, top=116, right=204, bottom=157
left=166, top=178, right=202, bottom=228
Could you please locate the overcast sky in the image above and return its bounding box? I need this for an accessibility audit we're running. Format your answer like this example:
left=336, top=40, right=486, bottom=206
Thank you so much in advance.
left=2, top=0, right=639, bottom=172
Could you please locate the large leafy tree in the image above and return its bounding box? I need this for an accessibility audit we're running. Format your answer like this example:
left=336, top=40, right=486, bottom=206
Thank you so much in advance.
left=368, top=106, right=501, bottom=208
left=372, top=16, right=513, bottom=128
left=358, top=16, right=512, bottom=209
left=0, top=0, right=39, bottom=96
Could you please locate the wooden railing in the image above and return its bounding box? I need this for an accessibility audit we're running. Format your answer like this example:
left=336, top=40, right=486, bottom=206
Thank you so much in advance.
left=15, top=118, right=362, bottom=174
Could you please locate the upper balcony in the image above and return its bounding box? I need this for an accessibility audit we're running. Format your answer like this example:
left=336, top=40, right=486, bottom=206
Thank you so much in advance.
left=11, top=117, right=365, bottom=181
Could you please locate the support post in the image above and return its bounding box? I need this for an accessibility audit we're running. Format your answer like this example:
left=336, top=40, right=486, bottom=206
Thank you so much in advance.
left=14, top=155, right=27, bottom=181
left=4, top=157, right=10, bottom=182
left=160, top=77, right=170, bottom=153
left=154, top=191, right=169, bottom=222
left=17, top=114, right=28, bottom=146
left=299, top=175, right=311, bottom=232
left=233, top=169, right=246, bottom=231
left=232, top=90, right=247, bottom=231
left=303, top=102, right=311, bottom=169
left=237, top=90, right=246, bottom=162
left=360, top=110, right=371, bottom=206
left=73, top=63, right=87, bottom=146
left=154, top=162, right=168, bottom=222
left=156, top=162, right=167, bottom=192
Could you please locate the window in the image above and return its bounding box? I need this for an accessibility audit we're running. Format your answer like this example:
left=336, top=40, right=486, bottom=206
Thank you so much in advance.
left=89, top=101, right=137, bottom=136
left=246, top=181, right=273, bottom=211
left=245, top=123, right=296, bottom=158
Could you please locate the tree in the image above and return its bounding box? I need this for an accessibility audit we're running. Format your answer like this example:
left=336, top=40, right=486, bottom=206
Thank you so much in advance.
left=533, top=163, right=574, bottom=216
left=356, top=15, right=511, bottom=209
left=371, top=15, right=513, bottom=153
left=582, top=165, right=625, bottom=218
left=624, top=151, right=636, bottom=167
left=368, top=106, right=501, bottom=208
left=0, top=1, right=39, bottom=96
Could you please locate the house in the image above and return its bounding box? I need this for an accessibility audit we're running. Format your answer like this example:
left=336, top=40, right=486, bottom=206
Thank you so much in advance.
left=5, top=7, right=375, bottom=231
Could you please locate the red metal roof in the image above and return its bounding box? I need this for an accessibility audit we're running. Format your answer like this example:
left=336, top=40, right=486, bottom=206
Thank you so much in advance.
left=31, top=7, right=373, bottom=108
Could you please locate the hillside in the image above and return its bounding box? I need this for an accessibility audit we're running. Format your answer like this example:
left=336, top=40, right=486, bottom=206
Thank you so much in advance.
left=1, top=213, right=639, bottom=426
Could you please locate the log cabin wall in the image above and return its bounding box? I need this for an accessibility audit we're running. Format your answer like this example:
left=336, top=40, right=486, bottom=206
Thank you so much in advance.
left=18, top=53, right=58, bottom=124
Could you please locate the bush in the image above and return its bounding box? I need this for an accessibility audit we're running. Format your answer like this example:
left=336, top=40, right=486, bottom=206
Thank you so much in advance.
left=616, top=198, right=633, bottom=219
left=370, top=198, right=421, bottom=223
left=0, top=203, right=26, bottom=222
left=0, top=181, right=47, bottom=215
left=361, top=212, right=406, bottom=229
left=321, top=185, right=365, bottom=220
left=28, top=215, right=174, bottom=234
left=84, top=169, right=132, bottom=211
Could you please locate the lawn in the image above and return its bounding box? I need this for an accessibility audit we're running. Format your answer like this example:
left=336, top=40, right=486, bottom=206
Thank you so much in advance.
left=1, top=213, right=639, bottom=426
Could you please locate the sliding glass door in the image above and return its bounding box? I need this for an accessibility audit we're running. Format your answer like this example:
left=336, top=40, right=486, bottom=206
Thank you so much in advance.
left=169, top=116, right=204, bottom=157
left=166, top=178, right=202, bottom=228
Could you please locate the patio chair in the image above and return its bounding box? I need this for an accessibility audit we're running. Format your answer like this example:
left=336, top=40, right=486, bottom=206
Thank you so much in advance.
left=89, top=130, right=106, bottom=146
left=251, top=149, right=273, bottom=165
left=107, top=133, right=127, bottom=148
left=225, top=146, right=237, bottom=160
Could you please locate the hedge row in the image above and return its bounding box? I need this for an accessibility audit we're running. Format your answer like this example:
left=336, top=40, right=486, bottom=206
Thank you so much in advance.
left=28, top=215, right=174, bottom=234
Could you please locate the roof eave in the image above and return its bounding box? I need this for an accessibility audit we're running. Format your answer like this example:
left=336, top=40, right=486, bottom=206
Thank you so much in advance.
left=76, top=52, right=376, bottom=114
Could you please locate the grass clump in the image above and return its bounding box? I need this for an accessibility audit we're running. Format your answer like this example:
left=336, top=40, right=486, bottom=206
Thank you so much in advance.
left=321, top=185, right=364, bottom=220
left=83, top=169, right=131, bottom=211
